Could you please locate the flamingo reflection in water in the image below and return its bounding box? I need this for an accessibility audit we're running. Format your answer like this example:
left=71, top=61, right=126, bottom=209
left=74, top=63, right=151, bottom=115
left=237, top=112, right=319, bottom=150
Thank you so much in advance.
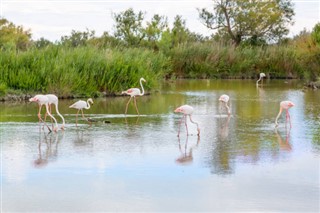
left=275, top=128, right=292, bottom=152
left=218, top=114, right=231, bottom=141
left=175, top=136, right=200, bottom=165
left=33, top=131, right=63, bottom=168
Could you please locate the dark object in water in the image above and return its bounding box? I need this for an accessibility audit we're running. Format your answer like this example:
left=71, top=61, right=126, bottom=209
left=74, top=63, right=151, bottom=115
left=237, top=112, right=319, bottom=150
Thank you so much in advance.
left=87, top=118, right=97, bottom=122
left=104, top=120, right=111, bottom=124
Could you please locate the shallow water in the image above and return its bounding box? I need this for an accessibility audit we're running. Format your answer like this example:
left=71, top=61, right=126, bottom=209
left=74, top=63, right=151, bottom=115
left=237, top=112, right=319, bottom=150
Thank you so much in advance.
left=1, top=79, right=319, bottom=212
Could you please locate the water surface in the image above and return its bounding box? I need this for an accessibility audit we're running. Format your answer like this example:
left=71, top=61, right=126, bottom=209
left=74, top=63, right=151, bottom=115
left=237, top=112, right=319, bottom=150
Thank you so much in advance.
left=1, top=80, right=319, bottom=212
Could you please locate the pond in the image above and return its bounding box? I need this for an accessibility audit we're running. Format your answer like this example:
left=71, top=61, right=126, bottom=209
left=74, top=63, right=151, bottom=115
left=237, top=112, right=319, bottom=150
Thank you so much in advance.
left=1, top=79, right=319, bottom=212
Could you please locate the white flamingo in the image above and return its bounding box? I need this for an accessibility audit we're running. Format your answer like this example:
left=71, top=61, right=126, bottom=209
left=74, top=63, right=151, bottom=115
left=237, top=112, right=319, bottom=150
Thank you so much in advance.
left=29, top=94, right=58, bottom=132
left=174, top=105, right=200, bottom=137
left=44, top=94, right=65, bottom=130
left=275, top=100, right=295, bottom=128
left=256, top=72, right=266, bottom=86
left=219, top=94, right=231, bottom=115
left=121, top=77, right=146, bottom=115
left=69, top=98, right=94, bottom=126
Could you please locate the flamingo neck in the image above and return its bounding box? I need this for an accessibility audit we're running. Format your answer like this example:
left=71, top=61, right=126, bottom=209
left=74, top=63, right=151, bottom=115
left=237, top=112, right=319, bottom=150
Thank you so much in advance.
left=140, top=79, right=145, bottom=96
left=86, top=100, right=91, bottom=109
left=256, top=77, right=262, bottom=84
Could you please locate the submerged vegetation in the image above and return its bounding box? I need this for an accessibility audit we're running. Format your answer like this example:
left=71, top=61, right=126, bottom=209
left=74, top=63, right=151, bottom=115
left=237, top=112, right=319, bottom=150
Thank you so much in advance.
left=0, top=3, right=319, bottom=98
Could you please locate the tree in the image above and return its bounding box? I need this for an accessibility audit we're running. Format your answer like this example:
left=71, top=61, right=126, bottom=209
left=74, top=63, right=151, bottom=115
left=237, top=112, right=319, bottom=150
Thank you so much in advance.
left=33, top=37, right=52, bottom=49
left=0, top=18, right=32, bottom=51
left=198, top=0, right=294, bottom=45
left=60, top=29, right=95, bottom=47
left=144, top=14, right=168, bottom=50
left=112, top=8, right=145, bottom=46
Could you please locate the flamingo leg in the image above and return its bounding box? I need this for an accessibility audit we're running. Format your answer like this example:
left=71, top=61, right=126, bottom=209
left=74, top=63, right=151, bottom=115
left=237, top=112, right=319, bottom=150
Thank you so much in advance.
left=185, top=115, right=189, bottom=135
left=125, top=97, right=132, bottom=115
left=76, top=109, right=80, bottom=127
left=177, top=115, right=184, bottom=137
left=45, top=104, right=58, bottom=132
left=133, top=96, right=140, bottom=115
left=38, top=104, right=52, bottom=132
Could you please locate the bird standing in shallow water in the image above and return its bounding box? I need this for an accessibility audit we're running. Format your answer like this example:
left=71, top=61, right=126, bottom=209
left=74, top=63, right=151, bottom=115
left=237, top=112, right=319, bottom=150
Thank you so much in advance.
left=122, top=77, right=146, bottom=115
left=256, top=73, right=266, bottom=86
left=44, top=94, right=65, bottom=130
left=174, top=105, right=200, bottom=137
left=219, top=94, right=231, bottom=115
left=275, top=100, right=294, bottom=128
left=29, top=94, right=58, bottom=132
left=69, top=98, right=94, bottom=126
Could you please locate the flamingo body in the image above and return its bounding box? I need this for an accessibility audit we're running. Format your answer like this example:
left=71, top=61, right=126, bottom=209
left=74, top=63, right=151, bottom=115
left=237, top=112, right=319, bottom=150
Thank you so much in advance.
left=275, top=100, right=294, bottom=128
left=69, top=98, right=93, bottom=126
left=122, top=78, right=146, bottom=115
left=219, top=94, right=231, bottom=115
left=174, top=105, right=200, bottom=136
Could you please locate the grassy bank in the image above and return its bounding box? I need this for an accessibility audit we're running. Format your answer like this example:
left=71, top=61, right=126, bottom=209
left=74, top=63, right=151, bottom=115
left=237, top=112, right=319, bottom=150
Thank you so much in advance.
left=0, top=42, right=319, bottom=99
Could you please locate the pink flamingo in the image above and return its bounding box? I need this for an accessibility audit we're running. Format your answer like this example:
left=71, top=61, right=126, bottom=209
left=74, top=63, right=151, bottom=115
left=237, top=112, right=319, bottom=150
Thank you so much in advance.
left=44, top=94, right=65, bottom=130
left=121, top=77, right=146, bottom=115
left=219, top=94, right=231, bottom=115
left=256, top=72, right=266, bottom=86
left=174, top=105, right=200, bottom=137
left=69, top=98, right=93, bottom=126
left=29, top=94, right=58, bottom=132
left=275, top=100, right=295, bottom=128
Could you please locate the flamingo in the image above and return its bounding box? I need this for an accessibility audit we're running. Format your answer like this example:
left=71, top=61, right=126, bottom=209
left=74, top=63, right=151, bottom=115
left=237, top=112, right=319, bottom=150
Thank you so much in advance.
left=275, top=100, right=295, bottom=128
left=69, top=98, right=93, bottom=126
left=29, top=94, right=58, bottom=132
left=44, top=94, right=65, bottom=130
left=121, top=77, right=146, bottom=115
left=256, top=72, right=266, bottom=86
left=174, top=105, right=200, bottom=137
left=219, top=94, right=231, bottom=115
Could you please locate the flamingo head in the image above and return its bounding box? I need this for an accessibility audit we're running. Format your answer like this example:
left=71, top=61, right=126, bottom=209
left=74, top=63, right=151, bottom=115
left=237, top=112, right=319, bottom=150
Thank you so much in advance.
left=29, top=97, right=39, bottom=102
left=140, top=78, right=146, bottom=82
left=288, top=102, right=295, bottom=107
left=88, top=98, right=94, bottom=104
left=174, top=107, right=184, bottom=113
left=260, top=73, right=266, bottom=78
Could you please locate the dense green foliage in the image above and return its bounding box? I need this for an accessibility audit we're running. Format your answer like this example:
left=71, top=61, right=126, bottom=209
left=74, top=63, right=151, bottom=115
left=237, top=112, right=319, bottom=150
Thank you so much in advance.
left=0, top=47, right=170, bottom=97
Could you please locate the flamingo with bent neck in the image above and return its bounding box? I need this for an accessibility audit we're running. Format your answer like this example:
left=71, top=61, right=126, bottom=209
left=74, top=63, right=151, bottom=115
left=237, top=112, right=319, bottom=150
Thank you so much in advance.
left=69, top=98, right=94, bottom=126
left=44, top=94, right=65, bottom=130
left=29, top=94, right=58, bottom=132
left=121, top=77, right=146, bottom=115
left=256, top=73, right=266, bottom=86
left=275, top=100, right=295, bottom=128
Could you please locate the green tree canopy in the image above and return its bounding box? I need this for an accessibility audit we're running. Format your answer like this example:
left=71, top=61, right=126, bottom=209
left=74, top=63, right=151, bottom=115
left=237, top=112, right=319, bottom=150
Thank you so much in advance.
left=198, top=0, right=295, bottom=45
left=112, top=8, right=145, bottom=46
left=0, top=18, right=32, bottom=51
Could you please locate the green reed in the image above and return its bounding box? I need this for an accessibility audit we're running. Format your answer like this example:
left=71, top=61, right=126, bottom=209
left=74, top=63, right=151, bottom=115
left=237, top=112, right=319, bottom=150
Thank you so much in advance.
left=0, top=46, right=170, bottom=97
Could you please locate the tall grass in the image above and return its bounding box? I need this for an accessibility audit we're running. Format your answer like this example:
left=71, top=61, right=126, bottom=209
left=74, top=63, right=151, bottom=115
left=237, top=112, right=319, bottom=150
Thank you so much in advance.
left=0, top=46, right=171, bottom=97
left=168, top=42, right=307, bottom=79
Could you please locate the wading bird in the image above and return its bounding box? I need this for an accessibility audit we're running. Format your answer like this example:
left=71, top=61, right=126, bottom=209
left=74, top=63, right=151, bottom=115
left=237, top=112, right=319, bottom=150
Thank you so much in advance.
left=275, top=100, right=294, bottom=128
left=256, top=73, right=266, bottom=86
left=29, top=94, right=58, bottom=132
left=174, top=105, right=200, bottom=137
left=44, top=94, right=65, bottom=130
left=121, top=77, right=146, bottom=115
left=69, top=98, right=94, bottom=126
left=219, top=94, right=231, bottom=115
